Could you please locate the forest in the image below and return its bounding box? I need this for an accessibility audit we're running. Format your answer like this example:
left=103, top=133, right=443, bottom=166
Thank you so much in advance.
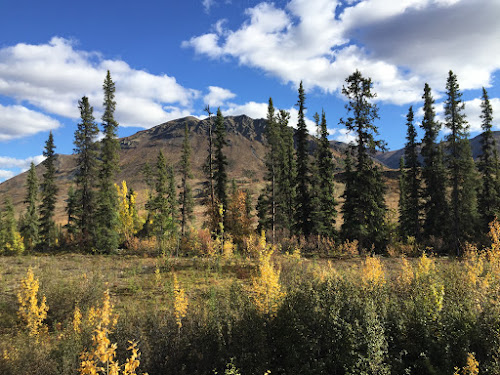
left=0, top=68, right=499, bottom=375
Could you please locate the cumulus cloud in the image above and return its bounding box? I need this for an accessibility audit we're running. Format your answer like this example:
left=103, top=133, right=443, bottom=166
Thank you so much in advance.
left=0, top=154, right=46, bottom=182
left=204, top=86, right=236, bottom=107
left=222, top=101, right=317, bottom=133
left=0, top=37, right=200, bottom=129
left=184, top=0, right=500, bottom=105
left=0, top=155, right=46, bottom=170
left=0, top=104, right=60, bottom=140
left=331, top=128, right=357, bottom=144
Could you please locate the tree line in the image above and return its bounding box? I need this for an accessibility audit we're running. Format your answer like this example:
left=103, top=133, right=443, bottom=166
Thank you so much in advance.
left=0, top=69, right=498, bottom=255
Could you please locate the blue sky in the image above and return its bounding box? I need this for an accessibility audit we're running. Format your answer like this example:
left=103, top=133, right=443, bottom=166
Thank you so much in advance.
left=1, top=0, right=499, bottom=181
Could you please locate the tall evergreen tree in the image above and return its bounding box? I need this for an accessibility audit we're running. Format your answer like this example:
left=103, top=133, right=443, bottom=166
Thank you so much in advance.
left=65, top=185, right=78, bottom=239
left=213, top=108, right=228, bottom=215
left=276, top=110, right=296, bottom=236
left=311, top=110, right=337, bottom=237
left=399, top=107, right=421, bottom=240
left=294, top=81, right=312, bottom=236
left=74, top=96, right=100, bottom=251
left=96, top=71, right=120, bottom=252
left=420, top=83, right=448, bottom=241
left=39, top=131, right=58, bottom=250
left=477, top=87, right=500, bottom=230
left=179, top=124, right=194, bottom=236
left=21, top=162, right=39, bottom=250
left=146, top=151, right=178, bottom=250
left=340, top=70, right=387, bottom=250
left=260, top=98, right=281, bottom=242
left=444, top=71, right=478, bottom=253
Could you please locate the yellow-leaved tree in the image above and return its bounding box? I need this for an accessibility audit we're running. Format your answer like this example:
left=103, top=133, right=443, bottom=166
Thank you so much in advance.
left=249, top=233, right=285, bottom=317
left=116, top=181, right=140, bottom=245
left=79, top=290, right=147, bottom=375
left=453, top=352, right=479, bottom=375
left=17, top=267, right=48, bottom=338
left=173, top=273, right=188, bottom=330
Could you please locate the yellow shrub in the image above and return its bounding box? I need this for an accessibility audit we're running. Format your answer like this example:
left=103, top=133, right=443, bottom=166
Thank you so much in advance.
left=454, top=352, right=479, bottom=375
left=249, top=246, right=285, bottom=317
left=361, top=256, right=385, bottom=289
left=73, top=305, right=82, bottom=334
left=17, top=267, right=49, bottom=337
left=173, top=273, right=188, bottom=329
left=79, top=290, right=146, bottom=375
left=397, top=257, right=414, bottom=288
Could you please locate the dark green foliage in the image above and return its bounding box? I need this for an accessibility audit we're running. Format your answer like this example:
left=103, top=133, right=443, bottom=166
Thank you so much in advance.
left=179, top=124, right=194, bottom=236
left=96, top=71, right=120, bottom=253
left=276, top=109, right=296, bottom=237
left=311, top=110, right=337, bottom=237
left=399, top=107, right=422, bottom=240
left=478, top=87, right=500, bottom=230
left=74, top=96, right=100, bottom=252
left=21, top=162, right=39, bottom=250
left=261, top=97, right=280, bottom=242
left=294, top=82, right=312, bottom=236
left=0, top=197, right=19, bottom=250
left=213, top=108, right=228, bottom=214
left=340, top=70, right=387, bottom=250
left=420, top=83, right=449, bottom=242
left=39, top=131, right=58, bottom=251
left=444, top=71, right=478, bottom=252
left=146, top=151, right=178, bottom=249
left=64, top=185, right=78, bottom=239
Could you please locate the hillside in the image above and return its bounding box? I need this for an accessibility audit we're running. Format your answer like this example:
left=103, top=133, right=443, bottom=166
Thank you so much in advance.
left=373, top=131, right=500, bottom=169
left=0, top=114, right=402, bottom=224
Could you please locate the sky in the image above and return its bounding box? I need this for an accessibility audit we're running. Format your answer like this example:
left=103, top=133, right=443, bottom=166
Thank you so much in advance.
left=1, top=0, right=500, bottom=181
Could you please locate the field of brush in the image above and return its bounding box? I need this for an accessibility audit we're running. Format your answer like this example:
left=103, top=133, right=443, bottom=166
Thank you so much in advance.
left=0, top=250, right=498, bottom=375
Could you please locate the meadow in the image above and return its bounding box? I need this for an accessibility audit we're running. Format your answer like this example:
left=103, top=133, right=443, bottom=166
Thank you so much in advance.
left=1, top=231, right=499, bottom=375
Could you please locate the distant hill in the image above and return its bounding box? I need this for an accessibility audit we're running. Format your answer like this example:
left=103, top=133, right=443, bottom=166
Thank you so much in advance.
left=0, top=115, right=402, bottom=224
left=373, top=131, right=500, bottom=169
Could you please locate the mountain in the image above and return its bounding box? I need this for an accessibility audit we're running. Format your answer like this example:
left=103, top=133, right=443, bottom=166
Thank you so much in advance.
left=0, top=115, right=270, bottom=223
left=373, top=131, right=500, bottom=169
left=0, top=114, right=403, bottom=225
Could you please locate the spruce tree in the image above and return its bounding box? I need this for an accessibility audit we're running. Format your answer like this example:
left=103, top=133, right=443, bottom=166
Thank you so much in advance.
left=179, top=124, right=194, bottom=236
left=339, top=70, right=387, bottom=250
left=260, top=98, right=280, bottom=242
left=311, top=110, right=337, bottom=237
left=294, top=81, right=312, bottom=236
left=39, top=131, right=58, bottom=250
left=399, top=107, right=421, bottom=240
left=477, top=87, right=500, bottom=230
left=398, top=156, right=408, bottom=237
left=276, top=110, right=296, bottom=236
left=96, top=70, right=120, bottom=252
left=65, top=185, right=78, bottom=240
left=146, top=151, right=178, bottom=251
left=74, top=96, right=100, bottom=252
left=213, top=108, right=228, bottom=218
left=0, top=197, right=24, bottom=254
left=21, top=162, right=39, bottom=251
left=444, top=71, right=478, bottom=253
left=420, top=83, right=449, bottom=242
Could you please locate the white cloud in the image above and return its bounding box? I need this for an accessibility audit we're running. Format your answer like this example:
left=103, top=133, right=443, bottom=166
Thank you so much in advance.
left=0, top=104, right=60, bottom=140
left=204, top=86, right=236, bottom=107
left=331, top=128, right=357, bottom=144
left=203, top=0, right=215, bottom=13
left=185, top=0, right=500, bottom=105
left=0, top=170, right=14, bottom=180
left=0, top=154, right=46, bottom=182
left=0, top=37, right=200, bottom=129
left=222, top=100, right=319, bottom=134
left=0, top=155, right=45, bottom=169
